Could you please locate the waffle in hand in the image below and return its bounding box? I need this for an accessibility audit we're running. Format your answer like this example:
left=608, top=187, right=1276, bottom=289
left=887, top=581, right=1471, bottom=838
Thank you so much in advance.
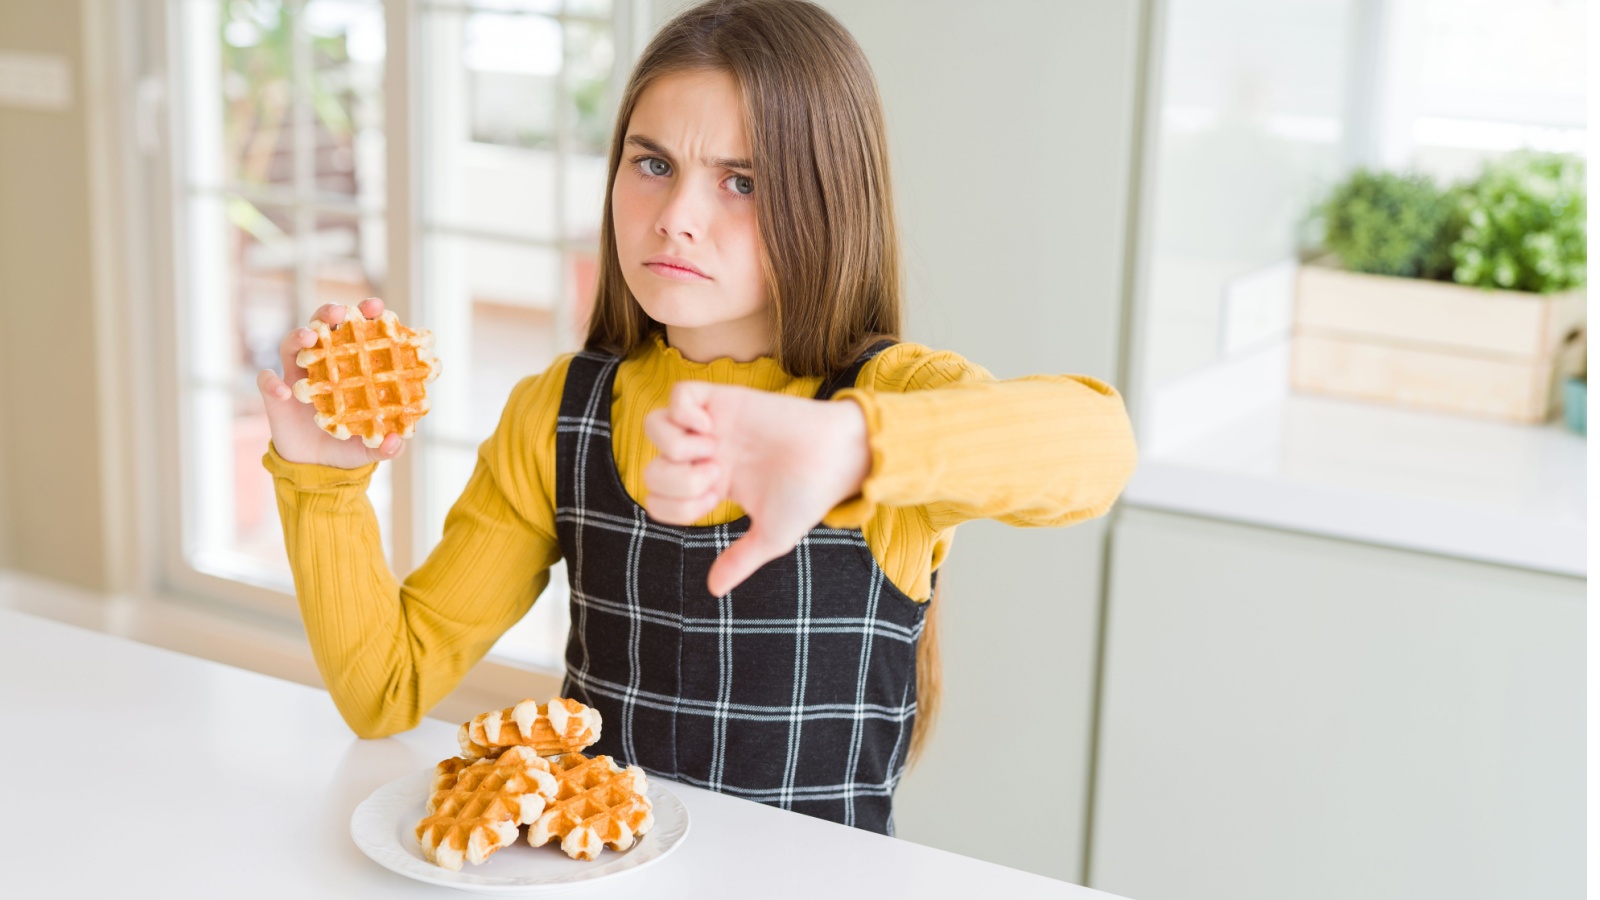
left=458, top=697, right=603, bottom=760
left=291, top=303, right=440, bottom=448
left=415, top=746, right=558, bottom=871
left=527, top=752, right=654, bottom=861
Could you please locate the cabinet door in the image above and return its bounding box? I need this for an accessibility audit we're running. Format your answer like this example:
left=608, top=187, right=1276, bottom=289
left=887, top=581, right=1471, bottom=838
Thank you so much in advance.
left=1090, top=508, right=1584, bottom=900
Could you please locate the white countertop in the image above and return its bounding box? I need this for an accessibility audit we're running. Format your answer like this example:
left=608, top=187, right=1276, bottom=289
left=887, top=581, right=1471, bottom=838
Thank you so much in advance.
left=0, top=606, right=1112, bottom=899
left=1127, top=342, right=1586, bottom=576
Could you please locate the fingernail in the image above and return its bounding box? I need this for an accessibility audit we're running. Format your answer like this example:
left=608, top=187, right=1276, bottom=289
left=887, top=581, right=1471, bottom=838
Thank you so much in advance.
left=276, top=386, right=290, bottom=400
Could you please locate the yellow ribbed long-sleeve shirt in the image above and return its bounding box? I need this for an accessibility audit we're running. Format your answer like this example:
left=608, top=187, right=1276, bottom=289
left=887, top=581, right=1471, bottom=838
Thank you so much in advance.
left=262, top=331, right=1138, bottom=738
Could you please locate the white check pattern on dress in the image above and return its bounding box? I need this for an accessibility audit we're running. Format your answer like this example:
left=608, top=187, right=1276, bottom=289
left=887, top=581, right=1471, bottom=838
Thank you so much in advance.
left=550, top=347, right=929, bottom=835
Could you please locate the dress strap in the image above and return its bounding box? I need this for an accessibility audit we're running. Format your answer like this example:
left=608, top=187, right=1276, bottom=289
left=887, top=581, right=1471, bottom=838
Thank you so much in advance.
left=814, top=338, right=897, bottom=401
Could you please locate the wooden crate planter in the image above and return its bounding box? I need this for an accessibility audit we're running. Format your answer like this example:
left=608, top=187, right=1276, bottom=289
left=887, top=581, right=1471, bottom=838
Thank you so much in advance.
left=1290, top=253, right=1587, bottom=423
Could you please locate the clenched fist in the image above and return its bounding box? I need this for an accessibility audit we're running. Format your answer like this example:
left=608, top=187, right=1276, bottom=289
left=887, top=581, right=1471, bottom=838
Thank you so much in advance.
left=642, top=381, right=873, bottom=597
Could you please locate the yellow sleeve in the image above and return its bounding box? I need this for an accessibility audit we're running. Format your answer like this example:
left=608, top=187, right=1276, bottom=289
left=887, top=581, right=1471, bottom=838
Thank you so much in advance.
left=261, top=355, right=572, bottom=738
left=822, top=343, right=1138, bottom=533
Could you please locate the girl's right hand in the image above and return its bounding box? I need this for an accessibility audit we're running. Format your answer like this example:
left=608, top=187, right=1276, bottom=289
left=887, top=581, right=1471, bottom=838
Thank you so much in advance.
left=256, top=297, right=407, bottom=468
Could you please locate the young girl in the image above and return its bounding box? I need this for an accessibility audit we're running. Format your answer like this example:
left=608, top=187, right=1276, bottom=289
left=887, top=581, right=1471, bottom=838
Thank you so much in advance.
left=257, top=0, right=1137, bottom=836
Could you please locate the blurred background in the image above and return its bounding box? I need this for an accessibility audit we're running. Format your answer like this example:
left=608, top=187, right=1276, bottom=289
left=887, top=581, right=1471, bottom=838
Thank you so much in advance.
left=0, top=1, right=1585, bottom=897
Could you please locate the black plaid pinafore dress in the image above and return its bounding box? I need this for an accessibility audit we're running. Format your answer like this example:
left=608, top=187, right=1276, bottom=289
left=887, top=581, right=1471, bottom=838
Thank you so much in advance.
left=552, top=338, right=928, bottom=835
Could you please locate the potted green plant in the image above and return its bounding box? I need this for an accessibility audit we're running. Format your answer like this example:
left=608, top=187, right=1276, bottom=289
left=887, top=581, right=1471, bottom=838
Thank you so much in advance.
left=1292, top=150, right=1587, bottom=424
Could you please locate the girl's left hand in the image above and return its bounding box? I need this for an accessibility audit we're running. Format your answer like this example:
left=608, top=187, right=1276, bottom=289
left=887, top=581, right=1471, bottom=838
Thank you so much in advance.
left=642, top=382, right=872, bottom=597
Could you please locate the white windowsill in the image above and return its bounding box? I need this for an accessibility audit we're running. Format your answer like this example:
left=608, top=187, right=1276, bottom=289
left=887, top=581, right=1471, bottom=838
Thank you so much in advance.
left=0, top=567, right=565, bottom=727
left=1126, top=341, right=1587, bottom=577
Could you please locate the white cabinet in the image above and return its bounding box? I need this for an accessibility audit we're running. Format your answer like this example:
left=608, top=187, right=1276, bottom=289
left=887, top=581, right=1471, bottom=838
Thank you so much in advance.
left=1090, top=507, right=1584, bottom=900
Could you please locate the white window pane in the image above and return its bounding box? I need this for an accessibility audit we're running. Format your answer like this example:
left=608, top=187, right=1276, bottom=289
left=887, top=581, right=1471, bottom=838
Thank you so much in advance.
left=434, top=7, right=562, bottom=148
left=207, top=0, right=388, bottom=202
left=186, top=388, right=284, bottom=586
left=466, top=10, right=561, bottom=76
left=564, top=16, right=614, bottom=156
left=1418, top=0, right=1585, bottom=121
left=233, top=203, right=297, bottom=371
left=1138, top=0, right=1352, bottom=390
left=489, top=559, right=571, bottom=670
left=421, top=439, right=569, bottom=670
left=423, top=8, right=563, bottom=239
left=422, top=440, right=571, bottom=670
left=314, top=212, right=386, bottom=306
left=185, top=201, right=396, bottom=584
left=430, top=144, right=562, bottom=240
left=228, top=389, right=288, bottom=577
left=217, top=0, right=287, bottom=193
left=187, top=387, right=394, bottom=587
left=306, top=0, right=388, bottom=199
left=1407, top=0, right=1585, bottom=174
left=562, top=152, right=609, bottom=245
left=562, top=15, right=615, bottom=241
left=421, top=440, right=480, bottom=548
left=470, top=70, right=560, bottom=147
left=421, top=234, right=561, bottom=440
left=183, top=187, right=284, bottom=580
left=470, top=300, right=562, bottom=429
left=422, top=142, right=609, bottom=243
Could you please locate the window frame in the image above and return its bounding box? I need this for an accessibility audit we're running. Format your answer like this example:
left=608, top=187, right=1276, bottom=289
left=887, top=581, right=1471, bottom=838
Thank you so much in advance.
left=138, top=0, right=650, bottom=661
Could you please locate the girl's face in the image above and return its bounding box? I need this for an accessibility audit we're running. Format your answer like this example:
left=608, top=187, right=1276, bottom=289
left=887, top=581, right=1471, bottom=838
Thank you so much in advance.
left=612, top=69, right=771, bottom=362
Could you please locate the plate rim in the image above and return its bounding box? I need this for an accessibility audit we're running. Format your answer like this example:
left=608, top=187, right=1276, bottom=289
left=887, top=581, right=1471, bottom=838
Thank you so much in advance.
left=350, top=764, right=690, bottom=895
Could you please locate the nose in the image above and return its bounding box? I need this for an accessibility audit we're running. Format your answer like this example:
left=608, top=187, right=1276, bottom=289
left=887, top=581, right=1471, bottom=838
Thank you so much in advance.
left=654, top=177, right=707, bottom=242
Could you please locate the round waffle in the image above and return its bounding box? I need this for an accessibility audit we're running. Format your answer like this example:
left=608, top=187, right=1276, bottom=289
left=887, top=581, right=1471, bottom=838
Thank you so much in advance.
left=458, top=696, right=603, bottom=760
left=415, top=746, right=558, bottom=871
left=527, top=752, right=655, bottom=861
left=291, top=304, right=440, bottom=448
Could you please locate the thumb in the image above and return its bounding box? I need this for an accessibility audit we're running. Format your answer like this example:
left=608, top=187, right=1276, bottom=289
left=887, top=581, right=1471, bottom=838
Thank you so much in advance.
left=707, top=526, right=790, bottom=597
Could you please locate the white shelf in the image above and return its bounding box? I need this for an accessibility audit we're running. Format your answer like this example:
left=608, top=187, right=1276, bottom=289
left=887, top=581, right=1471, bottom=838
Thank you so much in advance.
left=1126, top=343, right=1586, bottom=577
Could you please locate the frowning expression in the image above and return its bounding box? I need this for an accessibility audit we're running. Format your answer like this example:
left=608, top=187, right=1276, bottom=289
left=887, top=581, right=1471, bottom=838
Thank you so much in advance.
left=610, top=68, right=770, bottom=356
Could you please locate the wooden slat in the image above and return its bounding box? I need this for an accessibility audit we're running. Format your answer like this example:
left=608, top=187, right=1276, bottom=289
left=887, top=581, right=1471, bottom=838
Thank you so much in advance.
left=1295, top=254, right=1586, bottom=359
left=1290, top=333, right=1560, bottom=422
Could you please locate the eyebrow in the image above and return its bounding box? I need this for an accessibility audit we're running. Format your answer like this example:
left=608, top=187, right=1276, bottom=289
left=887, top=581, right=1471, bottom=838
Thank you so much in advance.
left=624, top=134, right=753, bottom=171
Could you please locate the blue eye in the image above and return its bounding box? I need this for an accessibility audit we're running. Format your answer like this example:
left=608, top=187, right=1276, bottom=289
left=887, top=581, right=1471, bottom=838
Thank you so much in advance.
left=627, top=156, right=752, bottom=197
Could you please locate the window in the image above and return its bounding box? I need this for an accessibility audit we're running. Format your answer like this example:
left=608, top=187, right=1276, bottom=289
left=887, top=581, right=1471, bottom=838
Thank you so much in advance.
left=1134, top=0, right=1586, bottom=398
left=1379, top=0, right=1585, bottom=183
left=166, top=0, right=634, bottom=670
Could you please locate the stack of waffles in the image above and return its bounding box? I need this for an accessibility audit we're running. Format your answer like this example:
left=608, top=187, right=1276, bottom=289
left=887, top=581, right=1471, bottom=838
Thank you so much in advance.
left=414, top=697, right=655, bottom=870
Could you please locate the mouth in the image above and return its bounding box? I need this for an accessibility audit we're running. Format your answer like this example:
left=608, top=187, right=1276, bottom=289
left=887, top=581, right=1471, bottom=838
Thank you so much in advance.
left=640, top=254, right=710, bottom=278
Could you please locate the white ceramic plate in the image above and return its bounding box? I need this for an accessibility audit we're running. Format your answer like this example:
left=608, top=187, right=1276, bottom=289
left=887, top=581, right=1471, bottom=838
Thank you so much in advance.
left=351, top=768, right=690, bottom=895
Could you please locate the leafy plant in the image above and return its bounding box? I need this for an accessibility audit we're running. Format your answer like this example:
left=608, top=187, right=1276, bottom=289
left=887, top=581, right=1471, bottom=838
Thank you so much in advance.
left=220, top=0, right=357, bottom=239
left=1316, top=168, right=1462, bottom=280
left=1313, top=150, right=1587, bottom=295
left=1450, top=150, right=1586, bottom=294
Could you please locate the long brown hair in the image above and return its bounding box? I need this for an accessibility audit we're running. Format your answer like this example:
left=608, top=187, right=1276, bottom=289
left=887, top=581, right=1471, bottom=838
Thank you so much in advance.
left=584, top=0, right=942, bottom=766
